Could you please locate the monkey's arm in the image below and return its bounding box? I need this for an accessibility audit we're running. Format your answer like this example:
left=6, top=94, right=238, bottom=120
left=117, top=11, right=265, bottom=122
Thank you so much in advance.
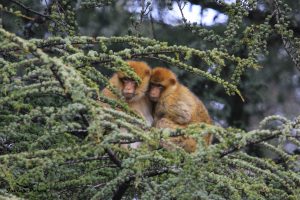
left=155, top=118, right=197, bottom=153
left=167, top=101, right=192, bottom=125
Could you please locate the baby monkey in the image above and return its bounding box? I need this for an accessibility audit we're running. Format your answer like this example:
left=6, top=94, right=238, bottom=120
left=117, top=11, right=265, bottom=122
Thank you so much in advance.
left=148, top=67, right=212, bottom=152
left=102, top=60, right=153, bottom=125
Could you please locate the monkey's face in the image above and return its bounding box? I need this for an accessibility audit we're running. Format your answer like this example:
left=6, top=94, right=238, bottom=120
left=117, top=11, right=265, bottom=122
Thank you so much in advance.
left=149, top=67, right=177, bottom=102
left=148, top=83, right=164, bottom=102
left=120, top=77, right=137, bottom=101
left=118, top=61, right=151, bottom=102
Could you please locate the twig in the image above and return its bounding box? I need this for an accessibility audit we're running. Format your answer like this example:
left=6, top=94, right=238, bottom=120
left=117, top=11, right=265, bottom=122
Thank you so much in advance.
left=8, top=0, right=51, bottom=20
left=8, top=0, right=67, bottom=32
left=176, top=0, right=187, bottom=23
left=63, top=156, right=110, bottom=165
left=150, top=13, right=156, bottom=39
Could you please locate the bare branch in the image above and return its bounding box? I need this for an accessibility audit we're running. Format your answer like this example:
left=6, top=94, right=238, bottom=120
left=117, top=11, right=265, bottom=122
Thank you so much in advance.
left=8, top=0, right=51, bottom=20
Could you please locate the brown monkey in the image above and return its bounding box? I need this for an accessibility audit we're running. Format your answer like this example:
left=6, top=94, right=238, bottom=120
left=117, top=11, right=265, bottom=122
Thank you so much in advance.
left=148, top=67, right=212, bottom=152
left=102, top=61, right=153, bottom=148
left=102, top=61, right=153, bottom=125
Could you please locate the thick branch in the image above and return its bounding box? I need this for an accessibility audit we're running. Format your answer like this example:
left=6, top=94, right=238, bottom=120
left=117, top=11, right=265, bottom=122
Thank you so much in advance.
left=220, top=131, right=281, bottom=158
left=0, top=41, right=175, bottom=54
left=105, top=148, right=122, bottom=168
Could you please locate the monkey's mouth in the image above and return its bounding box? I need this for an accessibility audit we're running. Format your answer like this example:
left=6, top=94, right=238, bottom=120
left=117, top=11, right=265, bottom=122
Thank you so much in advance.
left=123, top=92, right=135, bottom=100
left=149, top=96, right=159, bottom=102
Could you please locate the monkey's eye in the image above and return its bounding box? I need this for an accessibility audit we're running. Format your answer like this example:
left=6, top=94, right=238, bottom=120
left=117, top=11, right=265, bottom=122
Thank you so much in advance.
left=151, top=83, right=164, bottom=90
left=158, top=85, right=165, bottom=90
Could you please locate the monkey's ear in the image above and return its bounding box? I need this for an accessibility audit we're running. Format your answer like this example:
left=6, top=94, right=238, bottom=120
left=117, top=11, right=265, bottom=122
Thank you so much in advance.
left=169, top=78, right=176, bottom=85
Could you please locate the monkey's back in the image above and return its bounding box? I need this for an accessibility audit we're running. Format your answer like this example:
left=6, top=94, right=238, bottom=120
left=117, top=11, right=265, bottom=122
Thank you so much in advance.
left=154, top=83, right=212, bottom=127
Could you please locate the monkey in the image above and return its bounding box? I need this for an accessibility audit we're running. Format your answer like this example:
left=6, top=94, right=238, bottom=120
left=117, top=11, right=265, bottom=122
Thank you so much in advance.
left=102, top=60, right=153, bottom=125
left=102, top=61, right=153, bottom=148
left=148, top=67, right=213, bottom=153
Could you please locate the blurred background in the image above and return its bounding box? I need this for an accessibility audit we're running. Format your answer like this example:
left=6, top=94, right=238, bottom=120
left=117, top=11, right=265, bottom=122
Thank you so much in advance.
left=1, top=0, right=300, bottom=131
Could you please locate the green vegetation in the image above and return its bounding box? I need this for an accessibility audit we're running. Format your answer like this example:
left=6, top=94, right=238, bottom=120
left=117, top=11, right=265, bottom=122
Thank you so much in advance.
left=0, top=0, right=299, bottom=199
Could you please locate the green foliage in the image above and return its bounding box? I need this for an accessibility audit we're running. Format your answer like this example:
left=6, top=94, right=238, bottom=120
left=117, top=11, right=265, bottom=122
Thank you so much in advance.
left=0, top=0, right=300, bottom=199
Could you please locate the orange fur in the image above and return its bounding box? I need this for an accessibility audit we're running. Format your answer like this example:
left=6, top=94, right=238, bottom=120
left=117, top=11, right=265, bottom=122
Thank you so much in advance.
left=149, top=67, right=213, bottom=152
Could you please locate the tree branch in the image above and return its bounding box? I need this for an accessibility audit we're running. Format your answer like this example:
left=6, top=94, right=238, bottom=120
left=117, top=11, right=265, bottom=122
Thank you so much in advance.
left=220, top=131, right=281, bottom=158
left=8, top=0, right=51, bottom=20
left=105, top=148, right=122, bottom=168
left=112, top=168, right=171, bottom=200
